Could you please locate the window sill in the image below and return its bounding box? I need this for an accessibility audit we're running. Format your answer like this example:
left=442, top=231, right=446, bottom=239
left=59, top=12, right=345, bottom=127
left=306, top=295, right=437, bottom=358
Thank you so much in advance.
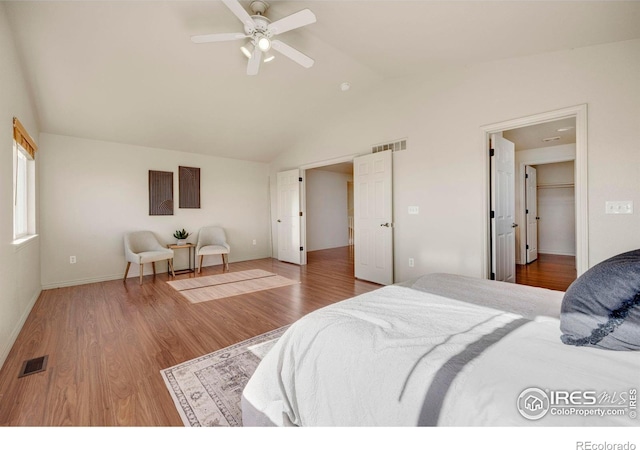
left=12, top=234, right=39, bottom=252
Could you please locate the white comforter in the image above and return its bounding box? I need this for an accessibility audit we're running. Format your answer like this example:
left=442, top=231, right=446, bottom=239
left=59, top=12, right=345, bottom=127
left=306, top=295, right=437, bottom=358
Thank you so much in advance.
left=242, top=275, right=639, bottom=426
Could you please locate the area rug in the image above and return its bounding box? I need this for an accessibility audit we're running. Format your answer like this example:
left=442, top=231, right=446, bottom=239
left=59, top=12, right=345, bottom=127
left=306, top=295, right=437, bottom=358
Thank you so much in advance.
left=167, top=269, right=299, bottom=303
left=160, top=326, right=288, bottom=427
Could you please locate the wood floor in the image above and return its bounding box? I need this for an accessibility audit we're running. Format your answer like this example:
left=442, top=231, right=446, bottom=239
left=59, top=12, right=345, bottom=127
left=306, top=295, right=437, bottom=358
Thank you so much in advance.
left=0, top=246, right=379, bottom=426
left=0, top=247, right=575, bottom=427
left=515, top=253, right=577, bottom=292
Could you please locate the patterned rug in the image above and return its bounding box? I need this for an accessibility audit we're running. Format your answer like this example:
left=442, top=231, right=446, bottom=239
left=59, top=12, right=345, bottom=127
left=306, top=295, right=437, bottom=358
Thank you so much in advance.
left=160, top=326, right=288, bottom=426
left=167, top=269, right=299, bottom=303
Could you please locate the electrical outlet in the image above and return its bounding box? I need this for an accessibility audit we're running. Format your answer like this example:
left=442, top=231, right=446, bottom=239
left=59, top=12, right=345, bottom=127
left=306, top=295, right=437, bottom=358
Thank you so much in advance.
left=408, top=258, right=414, bottom=267
left=252, top=239, right=257, bottom=245
left=70, top=256, right=76, bottom=264
left=408, top=206, right=419, bottom=215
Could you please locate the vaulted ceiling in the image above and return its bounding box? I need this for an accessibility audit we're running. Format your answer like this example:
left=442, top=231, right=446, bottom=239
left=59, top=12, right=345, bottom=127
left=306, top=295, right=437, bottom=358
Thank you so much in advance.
left=6, top=1, right=640, bottom=162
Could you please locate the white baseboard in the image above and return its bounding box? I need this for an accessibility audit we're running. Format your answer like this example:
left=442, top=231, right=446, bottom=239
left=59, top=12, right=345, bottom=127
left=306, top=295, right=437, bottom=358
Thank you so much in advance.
left=42, top=274, right=124, bottom=290
left=0, top=287, right=42, bottom=371
left=538, top=250, right=576, bottom=257
left=43, top=264, right=226, bottom=289
left=41, top=255, right=253, bottom=290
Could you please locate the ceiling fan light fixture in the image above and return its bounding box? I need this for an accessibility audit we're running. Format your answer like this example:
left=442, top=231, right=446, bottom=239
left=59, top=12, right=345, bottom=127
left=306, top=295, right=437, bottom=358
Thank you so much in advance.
left=240, top=44, right=253, bottom=59
left=257, top=36, right=271, bottom=51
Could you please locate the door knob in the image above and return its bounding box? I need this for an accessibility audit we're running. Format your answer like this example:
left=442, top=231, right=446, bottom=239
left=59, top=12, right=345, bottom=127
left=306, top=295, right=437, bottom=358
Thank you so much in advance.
left=380, top=223, right=391, bottom=227
left=277, top=219, right=281, bottom=223
left=512, top=223, right=518, bottom=228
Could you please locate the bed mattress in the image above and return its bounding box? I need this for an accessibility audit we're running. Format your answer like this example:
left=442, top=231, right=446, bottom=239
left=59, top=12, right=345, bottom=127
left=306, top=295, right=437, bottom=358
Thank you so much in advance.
left=241, top=274, right=639, bottom=426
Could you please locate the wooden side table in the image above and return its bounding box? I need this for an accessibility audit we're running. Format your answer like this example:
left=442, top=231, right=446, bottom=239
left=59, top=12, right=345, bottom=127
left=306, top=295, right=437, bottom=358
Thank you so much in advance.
left=167, top=243, right=195, bottom=275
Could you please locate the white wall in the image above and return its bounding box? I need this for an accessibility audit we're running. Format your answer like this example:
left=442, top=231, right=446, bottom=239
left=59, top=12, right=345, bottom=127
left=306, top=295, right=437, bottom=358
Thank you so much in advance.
left=39, top=133, right=271, bottom=288
left=0, top=3, right=42, bottom=368
left=269, top=39, right=640, bottom=283
left=537, top=161, right=576, bottom=256
left=306, top=169, right=350, bottom=251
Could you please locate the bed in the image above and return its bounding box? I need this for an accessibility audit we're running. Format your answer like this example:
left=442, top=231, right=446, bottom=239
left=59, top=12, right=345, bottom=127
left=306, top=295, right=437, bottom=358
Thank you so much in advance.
left=242, top=253, right=640, bottom=427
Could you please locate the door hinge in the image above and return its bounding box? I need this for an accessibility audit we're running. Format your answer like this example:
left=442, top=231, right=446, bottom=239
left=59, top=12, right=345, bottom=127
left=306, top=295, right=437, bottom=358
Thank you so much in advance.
left=489, top=148, right=495, bottom=157
left=526, top=244, right=529, bottom=250
left=490, top=210, right=495, bottom=219
left=299, top=177, right=303, bottom=182
left=490, top=272, right=496, bottom=280
left=526, top=209, right=529, bottom=214
left=525, top=173, right=529, bottom=179
left=300, top=246, right=304, bottom=251
left=299, top=211, right=303, bottom=217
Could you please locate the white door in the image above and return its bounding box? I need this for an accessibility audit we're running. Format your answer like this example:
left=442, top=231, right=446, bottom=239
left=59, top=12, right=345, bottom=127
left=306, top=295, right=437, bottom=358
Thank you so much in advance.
left=491, top=135, right=516, bottom=283
left=277, top=169, right=302, bottom=265
left=525, top=165, right=539, bottom=263
left=354, top=151, right=393, bottom=285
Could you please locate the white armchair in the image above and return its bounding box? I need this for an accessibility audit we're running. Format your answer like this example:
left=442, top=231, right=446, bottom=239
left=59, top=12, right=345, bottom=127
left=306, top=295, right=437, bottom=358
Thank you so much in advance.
left=124, top=231, right=175, bottom=284
left=196, top=226, right=230, bottom=273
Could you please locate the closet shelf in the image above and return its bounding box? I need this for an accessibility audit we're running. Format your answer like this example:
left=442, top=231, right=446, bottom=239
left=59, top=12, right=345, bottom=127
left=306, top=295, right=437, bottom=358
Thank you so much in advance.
left=537, top=183, right=574, bottom=189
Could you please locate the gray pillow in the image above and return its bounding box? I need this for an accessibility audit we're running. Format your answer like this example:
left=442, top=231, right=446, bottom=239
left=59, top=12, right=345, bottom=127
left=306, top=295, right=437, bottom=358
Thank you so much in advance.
left=560, top=249, right=640, bottom=350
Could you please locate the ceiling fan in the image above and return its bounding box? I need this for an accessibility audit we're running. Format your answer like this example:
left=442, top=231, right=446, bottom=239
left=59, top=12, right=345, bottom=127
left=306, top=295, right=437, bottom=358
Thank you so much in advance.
left=191, top=0, right=316, bottom=76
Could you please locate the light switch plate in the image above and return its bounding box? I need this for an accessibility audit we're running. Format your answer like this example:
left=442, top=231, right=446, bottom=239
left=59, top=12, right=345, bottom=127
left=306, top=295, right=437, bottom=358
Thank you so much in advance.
left=605, top=201, right=633, bottom=214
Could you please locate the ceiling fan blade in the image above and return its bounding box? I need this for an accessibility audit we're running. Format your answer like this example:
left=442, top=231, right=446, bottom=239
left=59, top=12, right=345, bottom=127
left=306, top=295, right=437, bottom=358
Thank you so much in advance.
left=221, top=0, right=255, bottom=28
left=268, top=9, right=316, bottom=35
left=271, top=40, right=314, bottom=68
left=247, top=45, right=262, bottom=76
left=190, top=33, right=246, bottom=44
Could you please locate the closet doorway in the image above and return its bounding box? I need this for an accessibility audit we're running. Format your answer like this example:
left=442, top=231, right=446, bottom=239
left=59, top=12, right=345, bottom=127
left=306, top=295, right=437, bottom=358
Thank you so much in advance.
left=512, top=159, right=577, bottom=291
left=483, top=105, right=588, bottom=291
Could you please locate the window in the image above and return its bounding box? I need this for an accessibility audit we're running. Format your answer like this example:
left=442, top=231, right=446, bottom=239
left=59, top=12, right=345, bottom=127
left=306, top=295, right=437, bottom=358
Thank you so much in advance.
left=12, top=117, right=37, bottom=241
left=14, top=144, right=29, bottom=238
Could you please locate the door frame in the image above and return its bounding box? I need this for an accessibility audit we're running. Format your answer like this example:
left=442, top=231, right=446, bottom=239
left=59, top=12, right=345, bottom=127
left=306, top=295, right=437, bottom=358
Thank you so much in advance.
left=298, top=153, right=361, bottom=265
left=524, top=164, right=538, bottom=264
left=481, top=104, right=588, bottom=278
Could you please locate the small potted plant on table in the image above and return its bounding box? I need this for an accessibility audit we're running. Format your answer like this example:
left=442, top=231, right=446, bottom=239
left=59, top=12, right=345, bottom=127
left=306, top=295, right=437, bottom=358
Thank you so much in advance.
left=173, top=229, right=191, bottom=246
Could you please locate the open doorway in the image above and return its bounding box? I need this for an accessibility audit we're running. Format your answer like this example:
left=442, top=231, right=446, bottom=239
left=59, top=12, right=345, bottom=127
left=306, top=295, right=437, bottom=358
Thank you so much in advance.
left=483, top=105, right=588, bottom=291
left=279, top=149, right=394, bottom=286
left=303, top=161, right=355, bottom=271
left=305, top=162, right=354, bottom=253
left=301, top=157, right=355, bottom=278
left=503, top=120, right=578, bottom=291
left=300, top=150, right=400, bottom=285
left=275, top=160, right=354, bottom=269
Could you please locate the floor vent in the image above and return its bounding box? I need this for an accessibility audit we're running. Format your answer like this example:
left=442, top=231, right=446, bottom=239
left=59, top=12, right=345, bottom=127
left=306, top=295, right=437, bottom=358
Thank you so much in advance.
left=18, top=355, right=48, bottom=378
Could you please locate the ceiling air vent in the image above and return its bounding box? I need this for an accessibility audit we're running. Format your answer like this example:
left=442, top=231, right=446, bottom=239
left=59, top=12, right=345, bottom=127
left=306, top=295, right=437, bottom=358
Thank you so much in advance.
left=372, top=138, right=407, bottom=154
